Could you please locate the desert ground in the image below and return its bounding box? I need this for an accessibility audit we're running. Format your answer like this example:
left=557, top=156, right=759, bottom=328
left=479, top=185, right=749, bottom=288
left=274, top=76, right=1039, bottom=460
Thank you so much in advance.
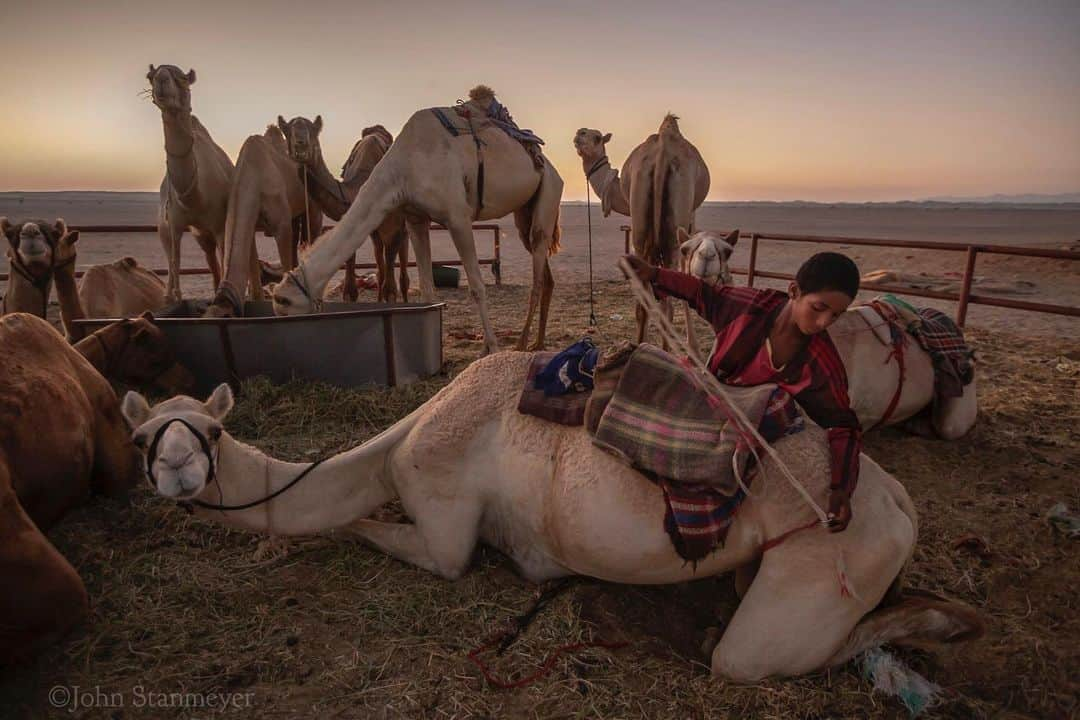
left=1, top=195, right=1078, bottom=718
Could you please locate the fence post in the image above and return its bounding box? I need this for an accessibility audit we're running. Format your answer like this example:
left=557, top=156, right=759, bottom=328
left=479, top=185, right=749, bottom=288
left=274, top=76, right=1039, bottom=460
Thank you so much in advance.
left=747, top=233, right=759, bottom=287
left=956, top=246, right=978, bottom=327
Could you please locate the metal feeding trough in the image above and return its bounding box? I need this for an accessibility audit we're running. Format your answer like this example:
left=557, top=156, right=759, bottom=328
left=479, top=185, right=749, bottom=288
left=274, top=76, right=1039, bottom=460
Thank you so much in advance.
left=72, top=301, right=444, bottom=395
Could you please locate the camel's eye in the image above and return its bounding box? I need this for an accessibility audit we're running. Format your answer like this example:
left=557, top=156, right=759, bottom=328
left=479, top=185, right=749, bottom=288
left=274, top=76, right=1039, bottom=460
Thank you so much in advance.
left=133, top=433, right=148, bottom=449
left=208, top=426, right=223, bottom=441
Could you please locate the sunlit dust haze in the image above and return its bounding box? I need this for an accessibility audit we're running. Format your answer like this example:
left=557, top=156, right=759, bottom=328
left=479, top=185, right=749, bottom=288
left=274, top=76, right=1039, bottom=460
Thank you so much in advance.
left=1, top=0, right=1077, bottom=201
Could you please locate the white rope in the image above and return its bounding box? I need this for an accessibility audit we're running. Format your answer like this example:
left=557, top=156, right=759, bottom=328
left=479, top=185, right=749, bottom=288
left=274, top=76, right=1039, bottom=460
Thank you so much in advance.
left=618, top=257, right=829, bottom=524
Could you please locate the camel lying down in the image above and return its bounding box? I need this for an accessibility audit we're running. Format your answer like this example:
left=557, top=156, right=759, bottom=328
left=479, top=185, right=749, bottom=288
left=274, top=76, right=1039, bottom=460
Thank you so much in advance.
left=123, top=352, right=982, bottom=681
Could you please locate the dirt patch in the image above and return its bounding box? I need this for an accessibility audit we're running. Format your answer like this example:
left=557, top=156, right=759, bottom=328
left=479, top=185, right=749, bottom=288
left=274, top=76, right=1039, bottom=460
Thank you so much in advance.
left=3, top=280, right=1078, bottom=719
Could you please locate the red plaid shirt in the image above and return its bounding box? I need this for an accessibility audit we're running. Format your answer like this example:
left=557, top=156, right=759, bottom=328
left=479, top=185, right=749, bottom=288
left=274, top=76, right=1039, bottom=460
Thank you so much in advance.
left=654, top=269, right=862, bottom=497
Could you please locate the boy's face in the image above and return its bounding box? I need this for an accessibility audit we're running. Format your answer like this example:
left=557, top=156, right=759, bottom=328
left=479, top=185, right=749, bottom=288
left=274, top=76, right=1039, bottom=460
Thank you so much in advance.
left=789, top=285, right=853, bottom=335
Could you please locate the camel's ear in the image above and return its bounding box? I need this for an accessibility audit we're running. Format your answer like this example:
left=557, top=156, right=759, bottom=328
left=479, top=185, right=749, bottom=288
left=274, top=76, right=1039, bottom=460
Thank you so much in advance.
left=204, top=383, right=234, bottom=420
left=724, top=228, right=740, bottom=248
left=146, top=64, right=156, bottom=80
left=139, top=310, right=156, bottom=324
left=677, top=227, right=691, bottom=245
left=277, top=115, right=289, bottom=135
left=313, top=115, right=323, bottom=134
left=0, top=217, right=13, bottom=245
left=601, top=132, right=612, bottom=144
left=121, top=390, right=152, bottom=428
left=185, top=68, right=196, bottom=85
left=53, top=218, right=68, bottom=237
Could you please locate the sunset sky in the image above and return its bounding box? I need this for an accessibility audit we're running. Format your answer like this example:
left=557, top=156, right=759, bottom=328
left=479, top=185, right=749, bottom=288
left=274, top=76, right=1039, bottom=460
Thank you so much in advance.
left=2, top=0, right=1077, bottom=201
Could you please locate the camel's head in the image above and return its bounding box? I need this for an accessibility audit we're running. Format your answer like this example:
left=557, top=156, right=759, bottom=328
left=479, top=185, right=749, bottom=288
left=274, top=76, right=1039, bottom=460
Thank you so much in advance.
left=270, top=262, right=320, bottom=316
left=278, top=114, right=323, bottom=166
left=679, top=228, right=739, bottom=287
left=97, top=312, right=196, bottom=393
left=573, top=128, right=612, bottom=164
left=146, top=64, right=195, bottom=113
left=122, top=383, right=234, bottom=499
left=1, top=217, right=69, bottom=277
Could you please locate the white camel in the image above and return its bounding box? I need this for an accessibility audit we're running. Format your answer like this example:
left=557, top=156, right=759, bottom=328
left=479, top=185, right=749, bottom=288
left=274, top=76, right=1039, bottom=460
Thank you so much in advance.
left=124, top=359, right=981, bottom=681
left=679, top=229, right=978, bottom=438
left=270, top=86, right=564, bottom=354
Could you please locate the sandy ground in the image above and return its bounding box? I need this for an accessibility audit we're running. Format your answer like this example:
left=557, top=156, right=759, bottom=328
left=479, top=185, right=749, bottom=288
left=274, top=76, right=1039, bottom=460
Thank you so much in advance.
left=2, top=193, right=1078, bottom=337
left=1, top=278, right=1078, bottom=719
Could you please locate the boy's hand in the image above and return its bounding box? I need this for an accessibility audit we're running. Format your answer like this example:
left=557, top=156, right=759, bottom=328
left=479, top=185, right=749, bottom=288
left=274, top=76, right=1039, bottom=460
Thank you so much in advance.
left=623, top=254, right=658, bottom=285
left=827, top=489, right=852, bottom=532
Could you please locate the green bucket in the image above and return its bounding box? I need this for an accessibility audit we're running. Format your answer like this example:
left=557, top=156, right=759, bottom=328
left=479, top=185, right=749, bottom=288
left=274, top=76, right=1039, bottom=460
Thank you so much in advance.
left=432, top=264, right=460, bottom=288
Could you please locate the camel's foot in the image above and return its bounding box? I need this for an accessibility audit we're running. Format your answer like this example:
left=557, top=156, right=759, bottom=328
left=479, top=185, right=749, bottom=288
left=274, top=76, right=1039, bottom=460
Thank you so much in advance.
left=252, top=536, right=291, bottom=562
left=166, top=290, right=182, bottom=304
left=527, top=339, right=546, bottom=352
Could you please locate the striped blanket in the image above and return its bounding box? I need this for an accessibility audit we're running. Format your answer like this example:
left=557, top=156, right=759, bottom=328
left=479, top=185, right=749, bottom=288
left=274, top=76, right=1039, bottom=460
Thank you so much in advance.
left=874, top=296, right=975, bottom=400
left=517, top=352, right=591, bottom=426
left=593, top=344, right=777, bottom=492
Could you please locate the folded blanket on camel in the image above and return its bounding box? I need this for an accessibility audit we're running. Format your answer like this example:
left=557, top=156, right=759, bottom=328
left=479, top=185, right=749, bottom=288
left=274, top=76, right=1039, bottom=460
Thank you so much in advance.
left=430, top=87, right=546, bottom=170
left=870, top=295, right=975, bottom=400
left=519, top=341, right=806, bottom=562
left=517, top=351, right=593, bottom=426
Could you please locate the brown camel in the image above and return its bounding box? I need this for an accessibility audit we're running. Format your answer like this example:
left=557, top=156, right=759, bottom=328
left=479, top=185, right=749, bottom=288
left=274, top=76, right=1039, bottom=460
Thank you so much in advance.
left=285, top=117, right=410, bottom=302
left=0, top=312, right=141, bottom=663
left=574, top=116, right=710, bottom=346
left=74, top=313, right=195, bottom=393
left=205, top=124, right=323, bottom=317
left=1, top=217, right=71, bottom=318
left=148, top=65, right=235, bottom=302
left=79, top=257, right=166, bottom=318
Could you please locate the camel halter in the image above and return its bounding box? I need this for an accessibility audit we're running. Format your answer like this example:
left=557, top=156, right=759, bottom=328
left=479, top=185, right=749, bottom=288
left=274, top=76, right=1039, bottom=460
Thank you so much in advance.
left=618, top=257, right=830, bottom=525
left=284, top=264, right=323, bottom=313
left=2, top=245, right=75, bottom=317
left=145, top=417, right=328, bottom=514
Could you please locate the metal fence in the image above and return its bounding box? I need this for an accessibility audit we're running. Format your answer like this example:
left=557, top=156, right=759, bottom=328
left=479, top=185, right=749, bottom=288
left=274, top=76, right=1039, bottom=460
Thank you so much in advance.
left=1, top=223, right=502, bottom=285
left=620, top=226, right=1079, bottom=327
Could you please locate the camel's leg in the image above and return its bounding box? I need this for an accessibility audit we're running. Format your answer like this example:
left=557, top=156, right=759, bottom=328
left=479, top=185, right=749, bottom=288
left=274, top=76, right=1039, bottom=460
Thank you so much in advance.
left=342, top=516, right=479, bottom=581
left=407, top=217, right=436, bottom=302
left=158, top=215, right=183, bottom=302
left=396, top=229, right=410, bottom=302
left=446, top=218, right=498, bottom=355
left=535, top=262, right=554, bottom=351
left=513, top=206, right=539, bottom=351
left=193, top=231, right=222, bottom=290
left=372, top=231, right=389, bottom=302
left=343, top=255, right=359, bottom=302
left=377, top=231, right=399, bottom=303
left=247, top=240, right=264, bottom=300
left=273, top=220, right=297, bottom=272
left=932, top=378, right=977, bottom=440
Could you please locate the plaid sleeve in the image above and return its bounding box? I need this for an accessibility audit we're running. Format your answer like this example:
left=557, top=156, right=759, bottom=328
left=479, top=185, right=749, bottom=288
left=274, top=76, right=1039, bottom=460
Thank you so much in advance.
left=794, top=337, right=863, bottom=497
left=652, top=269, right=762, bottom=330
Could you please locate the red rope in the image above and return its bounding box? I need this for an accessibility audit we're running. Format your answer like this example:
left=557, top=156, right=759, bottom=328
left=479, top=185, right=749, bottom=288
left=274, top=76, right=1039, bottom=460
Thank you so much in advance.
left=760, top=518, right=821, bottom=554
left=468, top=638, right=628, bottom=689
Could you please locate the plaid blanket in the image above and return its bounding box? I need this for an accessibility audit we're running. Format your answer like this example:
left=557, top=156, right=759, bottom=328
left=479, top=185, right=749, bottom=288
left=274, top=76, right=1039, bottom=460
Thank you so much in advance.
left=875, top=296, right=974, bottom=400
left=517, top=352, right=591, bottom=426
left=593, top=344, right=777, bottom=491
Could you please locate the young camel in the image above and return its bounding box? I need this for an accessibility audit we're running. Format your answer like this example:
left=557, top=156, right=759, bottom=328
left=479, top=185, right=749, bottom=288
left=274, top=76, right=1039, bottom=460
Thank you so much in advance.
left=1, top=217, right=70, bottom=318
left=125, top=357, right=982, bottom=681
left=147, top=65, right=234, bottom=301
left=284, top=117, right=410, bottom=302
left=205, top=124, right=323, bottom=317
left=0, top=312, right=141, bottom=662
left=271, top=86, right=563, bottom=354
left=574, top=117, right=710, bottom=350
left=679, top=229, right=978, bottom=439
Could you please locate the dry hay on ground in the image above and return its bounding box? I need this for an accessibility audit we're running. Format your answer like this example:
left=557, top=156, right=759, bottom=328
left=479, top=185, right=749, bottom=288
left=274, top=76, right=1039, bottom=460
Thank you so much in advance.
left=3, top=281, right=1078, bottom=719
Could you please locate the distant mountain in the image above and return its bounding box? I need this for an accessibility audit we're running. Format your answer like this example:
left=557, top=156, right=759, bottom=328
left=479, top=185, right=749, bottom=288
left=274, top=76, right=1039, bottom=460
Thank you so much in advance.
left=922, top=192, right=1080, bottom=204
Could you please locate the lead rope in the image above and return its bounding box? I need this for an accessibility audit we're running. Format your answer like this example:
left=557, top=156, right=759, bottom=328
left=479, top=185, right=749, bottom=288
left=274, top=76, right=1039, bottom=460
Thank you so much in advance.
left=618, top=257, right=829, bottom=524
left=585, top=175, right=597, bottom=328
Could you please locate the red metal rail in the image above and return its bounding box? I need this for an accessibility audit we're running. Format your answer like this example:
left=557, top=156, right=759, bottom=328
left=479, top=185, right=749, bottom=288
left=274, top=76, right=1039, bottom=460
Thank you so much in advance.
left=621, top=226, right=1079, bottom=327
left=1, top=223, right=502, bottom=285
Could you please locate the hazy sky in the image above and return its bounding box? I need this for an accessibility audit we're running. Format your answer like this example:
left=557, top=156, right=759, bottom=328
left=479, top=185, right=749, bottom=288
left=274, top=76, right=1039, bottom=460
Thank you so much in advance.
left=2, top=0, right=1078, bottom=200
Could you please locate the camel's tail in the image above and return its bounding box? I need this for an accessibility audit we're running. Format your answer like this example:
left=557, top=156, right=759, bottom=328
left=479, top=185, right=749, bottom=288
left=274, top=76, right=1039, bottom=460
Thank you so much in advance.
left=651, top=143, right=669, bottom=266
left=827, top=589, right=984, bottom=667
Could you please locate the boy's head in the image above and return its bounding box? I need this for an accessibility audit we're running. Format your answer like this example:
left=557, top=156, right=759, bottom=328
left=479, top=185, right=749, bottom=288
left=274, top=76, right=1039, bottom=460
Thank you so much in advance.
left=788, top=252, right=860, bottom=335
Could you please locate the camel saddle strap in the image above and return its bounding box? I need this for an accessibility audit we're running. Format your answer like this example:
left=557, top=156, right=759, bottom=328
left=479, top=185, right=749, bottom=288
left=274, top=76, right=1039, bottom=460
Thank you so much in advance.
left=861, top=304, right=907, bottom=430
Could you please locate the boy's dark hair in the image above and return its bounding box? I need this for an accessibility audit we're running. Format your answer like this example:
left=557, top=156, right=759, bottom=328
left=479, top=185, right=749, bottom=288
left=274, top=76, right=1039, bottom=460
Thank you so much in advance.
left=795, top=252, right=861, bottom=298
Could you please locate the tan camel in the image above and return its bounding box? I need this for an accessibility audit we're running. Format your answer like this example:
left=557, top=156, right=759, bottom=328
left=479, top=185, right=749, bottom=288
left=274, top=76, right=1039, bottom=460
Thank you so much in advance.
left=0, top=312, right=141, bottom=662
left=148, top=65, right=235, bottom=302
left=271, top=86, right=564, bottom=354
left=79, top=257, right=166, bottom=318
left=1, top=217, right=69, bottom=318
left=575, top=117, right=711, bottom=348
left=126, top=356, right=982, bottom=681
left=205, top=124, right=323, bottom=317
left=285, top=118, right=410, bottom=302
left=679, top=229, right=978, bottom=439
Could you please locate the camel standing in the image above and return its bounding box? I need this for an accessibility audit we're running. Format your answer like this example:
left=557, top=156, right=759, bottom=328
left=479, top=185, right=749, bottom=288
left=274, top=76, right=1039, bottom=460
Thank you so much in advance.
left=271, top=86, right=564, bottom=354
left=125, top=356, right=981, bottom=681
left=205, top=123, right=323, bottom=317
left=574, top=118, right=710, bottom=348
left=79, top=257, right=166, bottom=318
left=148, top=65, right=234, bottom=302
left=0, top=312, right=141, bottom=662
left=285, top=118, right=410, bottom=303
left=1, top=217, right=68, bottom=317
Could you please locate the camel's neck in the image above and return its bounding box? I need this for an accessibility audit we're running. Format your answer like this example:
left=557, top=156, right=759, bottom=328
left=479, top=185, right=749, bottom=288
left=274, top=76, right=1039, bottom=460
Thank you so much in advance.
left=73, top=328, right=111, bottom=374
left=303, top=152, right=353, bottom=221
left=52, top=264, right=86, bottom=341
left=2, top=258, right=51, bottom=317
left=190, top=434, right=395, bottom=535
left=583, top=157, right=629, bottom=217
left=161, top=110, right=200, bottom=203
